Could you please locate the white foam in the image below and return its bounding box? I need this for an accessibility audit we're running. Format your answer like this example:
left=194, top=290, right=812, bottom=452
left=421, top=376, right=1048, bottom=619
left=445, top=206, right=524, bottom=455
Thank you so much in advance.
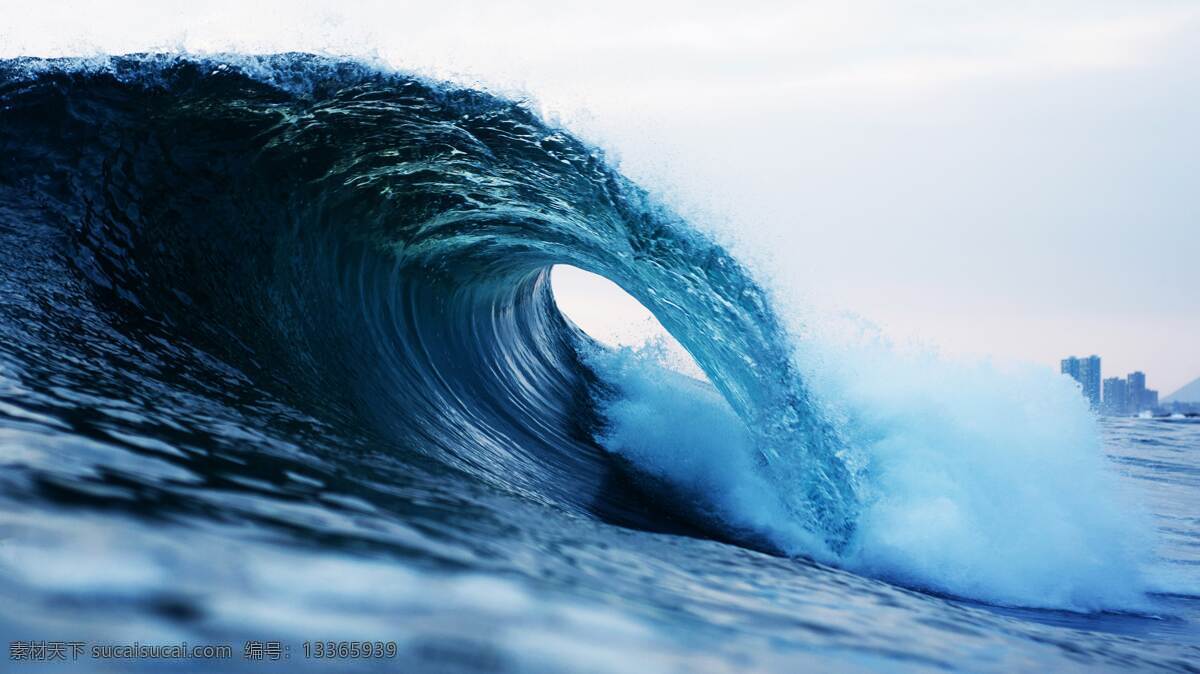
left=812, top=339, right=1150, bottom=610
left=587, top=335, right=1154, bottom=611
left=585, top=344, right=834, bottom=559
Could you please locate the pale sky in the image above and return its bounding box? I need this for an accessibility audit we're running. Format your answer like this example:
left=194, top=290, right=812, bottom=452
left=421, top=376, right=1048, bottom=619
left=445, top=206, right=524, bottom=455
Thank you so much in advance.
left=4, top=0, right=1197, bottom=393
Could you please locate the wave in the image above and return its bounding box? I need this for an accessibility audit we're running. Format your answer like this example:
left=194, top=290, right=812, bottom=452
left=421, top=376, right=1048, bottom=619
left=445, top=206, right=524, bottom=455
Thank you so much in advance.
left=0, top=53, right=1152, bottom=611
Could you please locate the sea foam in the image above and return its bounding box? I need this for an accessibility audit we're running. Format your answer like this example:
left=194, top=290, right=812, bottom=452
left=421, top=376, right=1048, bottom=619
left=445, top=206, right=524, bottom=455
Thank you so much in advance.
left=587, top=336, right=1152, bottom=611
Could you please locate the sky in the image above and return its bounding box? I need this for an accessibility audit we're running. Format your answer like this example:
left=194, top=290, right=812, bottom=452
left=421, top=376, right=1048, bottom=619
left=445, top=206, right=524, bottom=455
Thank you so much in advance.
left=3, top=1, right=1197, bottom=394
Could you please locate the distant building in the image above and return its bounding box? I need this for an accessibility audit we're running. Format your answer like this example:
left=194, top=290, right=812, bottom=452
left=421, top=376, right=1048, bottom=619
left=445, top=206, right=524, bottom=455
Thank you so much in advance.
left=1062, top=358, right=1170, bottom=415
left=1061, top=355, right=1101, bottom=409
left=1102, top=377, right=1128, bottom=415
left=1127, top=371, right=1144, bottom=412
left=1061, top=358, right=1077, bottom=378
left=1126, top=371, right=1151, bottom=412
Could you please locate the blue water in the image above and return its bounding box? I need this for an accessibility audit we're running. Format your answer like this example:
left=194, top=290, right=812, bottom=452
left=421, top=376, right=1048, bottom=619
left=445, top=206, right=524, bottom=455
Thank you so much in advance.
left=0, top=54, right=1197, bottom=672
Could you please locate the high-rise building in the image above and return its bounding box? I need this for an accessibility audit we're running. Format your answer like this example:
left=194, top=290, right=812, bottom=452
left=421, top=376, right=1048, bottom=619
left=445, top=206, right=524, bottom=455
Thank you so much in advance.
left=1061, top=355, right=1101, bottom=409
left=1080, top=356, right=1101, bottom=408
left=1127, top=371, right=1147, bottom=412
left=1061, top=357, right=1079, bottom=379
left=1094, top=370, right=1163, bottom=415
left=1102, top=377, right=1128, bottom=415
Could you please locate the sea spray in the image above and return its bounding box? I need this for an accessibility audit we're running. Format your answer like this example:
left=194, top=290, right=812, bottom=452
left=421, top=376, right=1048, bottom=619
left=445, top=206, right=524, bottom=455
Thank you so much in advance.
left=583, top=342, right=836, bottom=560
left=587, top=333, right=1153, bottom=610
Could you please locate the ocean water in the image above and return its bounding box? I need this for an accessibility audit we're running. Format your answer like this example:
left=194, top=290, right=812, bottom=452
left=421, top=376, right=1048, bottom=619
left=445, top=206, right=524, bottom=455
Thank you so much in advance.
left=0, top=54, right=1197, bottom=672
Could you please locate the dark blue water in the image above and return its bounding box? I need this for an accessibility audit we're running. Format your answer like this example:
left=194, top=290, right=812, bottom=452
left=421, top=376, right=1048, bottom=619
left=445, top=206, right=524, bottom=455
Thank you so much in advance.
left=0, top=54, right=1196, bottom=672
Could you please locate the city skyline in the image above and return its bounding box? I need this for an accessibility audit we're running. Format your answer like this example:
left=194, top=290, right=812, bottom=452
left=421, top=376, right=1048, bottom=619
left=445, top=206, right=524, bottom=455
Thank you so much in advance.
left=1059, top=352, right=1194, bottom=402
left=1059, top=352, right=1185, bottom=414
